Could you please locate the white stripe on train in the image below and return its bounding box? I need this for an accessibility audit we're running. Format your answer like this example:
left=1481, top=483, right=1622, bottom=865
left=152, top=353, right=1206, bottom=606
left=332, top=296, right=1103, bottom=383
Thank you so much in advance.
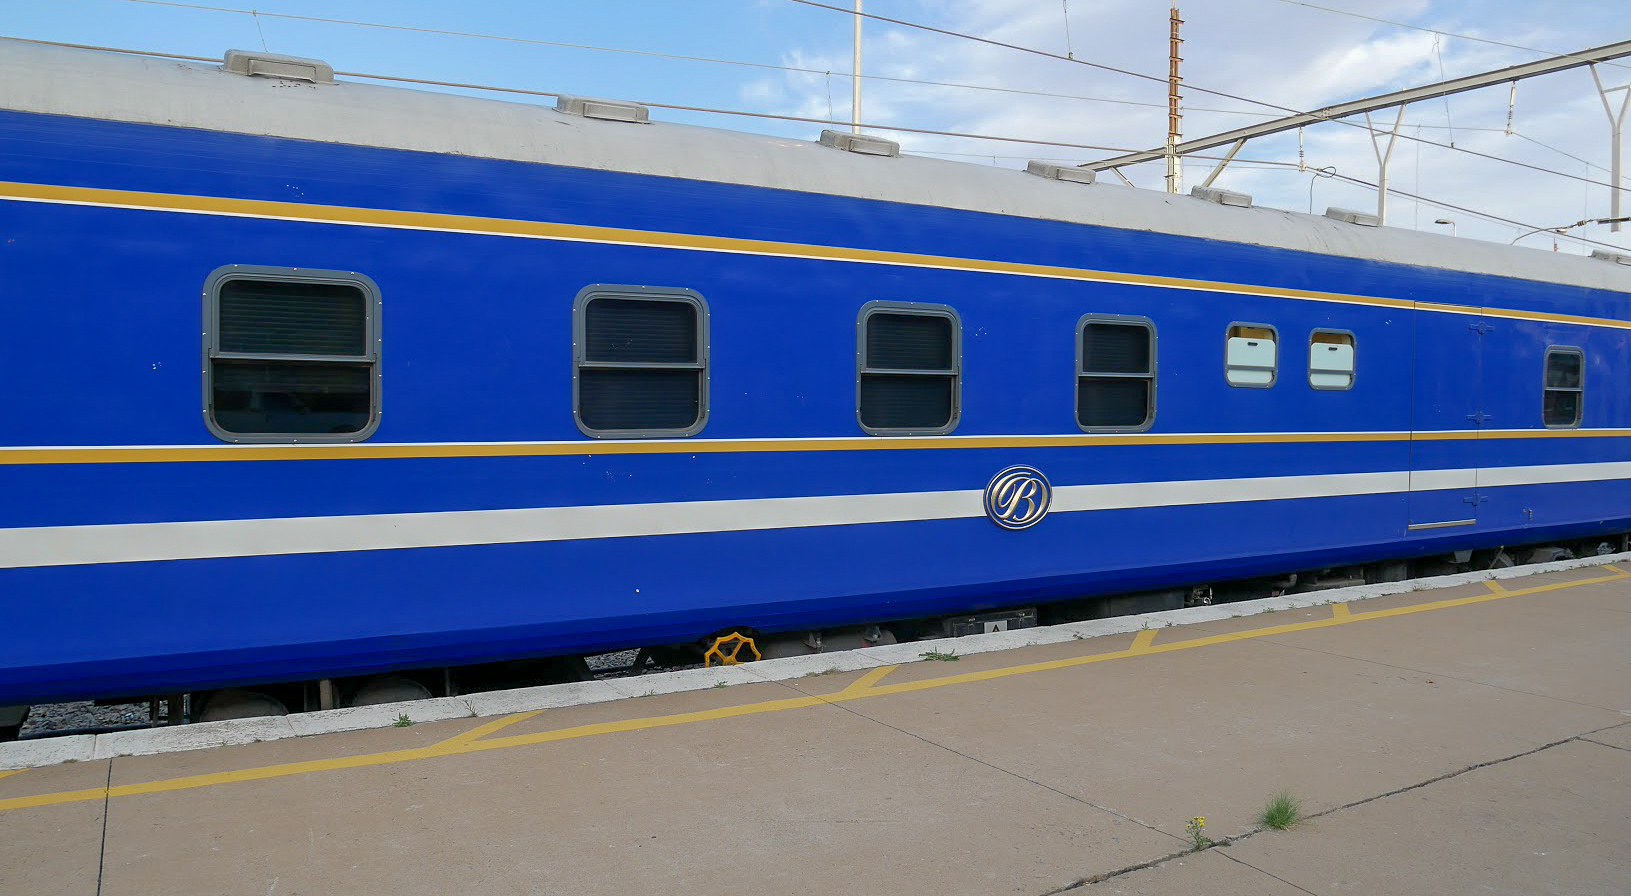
left=3, top=460, right=1631, bottom=569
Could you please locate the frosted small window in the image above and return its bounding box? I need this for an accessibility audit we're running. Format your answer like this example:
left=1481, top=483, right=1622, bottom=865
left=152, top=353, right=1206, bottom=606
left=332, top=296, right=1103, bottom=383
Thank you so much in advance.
left=1309, top=331, right=1356, bottom=390
left=1225, top=324, right=1277, bottom=387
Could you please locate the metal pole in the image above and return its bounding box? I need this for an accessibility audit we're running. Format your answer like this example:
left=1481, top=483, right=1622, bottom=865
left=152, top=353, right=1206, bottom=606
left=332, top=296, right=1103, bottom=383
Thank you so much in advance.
left=1365, top=103, right=1407, bottom=225
left=852, top=0, right=863, bottom=135
left=1166, top=5, right=1184, bottom=194
left=1590, top=65, right=1629, bottom=232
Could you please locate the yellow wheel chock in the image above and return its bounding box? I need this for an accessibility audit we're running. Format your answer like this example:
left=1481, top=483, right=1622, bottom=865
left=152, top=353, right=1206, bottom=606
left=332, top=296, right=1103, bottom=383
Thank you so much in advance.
left=703, top=631, right=762, bottom=666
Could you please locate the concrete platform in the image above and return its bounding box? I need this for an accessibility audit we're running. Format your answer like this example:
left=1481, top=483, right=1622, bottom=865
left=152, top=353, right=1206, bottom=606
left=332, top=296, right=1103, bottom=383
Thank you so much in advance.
left=1, top=562, right=1628, bottom=895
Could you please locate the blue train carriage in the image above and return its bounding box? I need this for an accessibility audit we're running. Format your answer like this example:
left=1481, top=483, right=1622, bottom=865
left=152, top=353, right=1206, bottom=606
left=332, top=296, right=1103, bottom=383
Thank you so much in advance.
left=1, top=38, right=1629, bottom=724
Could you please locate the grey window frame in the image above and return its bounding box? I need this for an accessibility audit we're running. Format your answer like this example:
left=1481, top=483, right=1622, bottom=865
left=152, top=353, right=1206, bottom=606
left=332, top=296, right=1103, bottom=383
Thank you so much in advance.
left=1224, top=321, right=1279, bottom=388
left=1076, top=313, right=1156, bottom=433
left=201, top=264, right=382, bottom=444
left=1542, top=345, right=1584, bottom=429
left=572, top=284, right=710, bottom=439
left=856, top=300, right=962, bottom=436
left=1308, top=328, right=1357, bottom=391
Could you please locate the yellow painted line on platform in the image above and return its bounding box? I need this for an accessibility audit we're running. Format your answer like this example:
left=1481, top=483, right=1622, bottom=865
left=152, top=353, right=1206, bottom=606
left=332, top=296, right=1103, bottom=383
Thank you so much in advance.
left=433, top=710, right=545, bottom=750
left=1332, top=602, right=1352, bottom=618
left=1, top=567, right=1624, bottom=814
left=0, top=769, right=25, bottom=781
left=836, top=665, right=898, bottom=697
left=1486, top=579, right=1510, bottom=594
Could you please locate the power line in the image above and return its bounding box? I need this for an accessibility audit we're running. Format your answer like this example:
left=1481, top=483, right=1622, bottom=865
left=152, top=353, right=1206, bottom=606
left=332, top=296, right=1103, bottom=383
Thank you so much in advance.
left=7, top=38, right=1616, bottom=252
left=1, top=36, right=1139, bottom=154
left=58, top=0, right=1275, bottom=118
left=1256, top=0, right=1631, bottom=71
left=784, top=0, right=1626, bottom=192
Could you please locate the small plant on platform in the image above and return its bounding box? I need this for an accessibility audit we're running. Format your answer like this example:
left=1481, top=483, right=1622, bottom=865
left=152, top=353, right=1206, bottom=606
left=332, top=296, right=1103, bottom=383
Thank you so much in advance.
left=1258, top=791, right=1303, bottom=830
left=713, top=681, right=729, bottom=688
left=920, top=650, right=960, bottom=661
left=393, top=713, right=413, bottom=728
left=1185, top=815, right=1212, bottom=851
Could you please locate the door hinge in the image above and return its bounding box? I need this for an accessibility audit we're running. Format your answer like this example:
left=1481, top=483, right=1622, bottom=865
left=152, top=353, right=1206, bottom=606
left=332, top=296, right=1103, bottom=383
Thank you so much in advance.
left=1466, top=412, right=1492, bottom=425
left=1468, top=321, right=1493, bottom=334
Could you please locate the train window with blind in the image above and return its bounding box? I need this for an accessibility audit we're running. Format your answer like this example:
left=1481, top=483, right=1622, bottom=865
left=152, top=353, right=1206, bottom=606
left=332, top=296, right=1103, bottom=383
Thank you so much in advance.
left=1077, top=315, right=1155, bottom=431
left=857, top=302, right=961, bottom=435
left=203, top=265, right=381, bottom=442
left=1543, top=346, right=1584, bottom=428
left=1309, top=330, right=1356, bottom=390
left=574, top=286, right=709, bottom=437
left=1225, top=323, right=1278, bottom=387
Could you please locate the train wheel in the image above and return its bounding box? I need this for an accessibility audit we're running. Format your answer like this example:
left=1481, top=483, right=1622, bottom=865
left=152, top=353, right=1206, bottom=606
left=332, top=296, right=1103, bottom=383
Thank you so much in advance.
left=345, top=676, right=433, bottom=707
left=196, top=689, right=288, bottom=722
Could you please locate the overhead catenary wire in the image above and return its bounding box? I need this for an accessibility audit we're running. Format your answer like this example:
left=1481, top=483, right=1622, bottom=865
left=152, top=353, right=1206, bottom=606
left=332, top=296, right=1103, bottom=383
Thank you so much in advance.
left=58, top=0, right=1274, bottom=118
left=784, top=0, right=1628, bottom=193
left=54, top=0, right=1628, bottom=192
left=6, top=37, right=1622, bottom=251
left=1256, top=0, right=1631, bottom=71
left=1, top=35, right=1141, bottom=154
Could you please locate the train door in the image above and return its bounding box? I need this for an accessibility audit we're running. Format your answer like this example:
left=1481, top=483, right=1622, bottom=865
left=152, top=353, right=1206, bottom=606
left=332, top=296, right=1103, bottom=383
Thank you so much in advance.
left=1407, top=308, right=1485, bottom=532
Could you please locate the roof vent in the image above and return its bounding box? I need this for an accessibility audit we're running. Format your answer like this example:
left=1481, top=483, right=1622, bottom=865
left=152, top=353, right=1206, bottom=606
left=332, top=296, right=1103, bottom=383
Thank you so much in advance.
left=223, top=50, right=334, bottom=84
left=1325, top=207, right=1380, bottom=227
left=1025, top=161, right=1096, bottom=185
left=1191, top=185, right=1252, bottom=208
left=818, top=129, right=900, bottom=157
left=555, top=95, right=650, bottom=123
left=1589, top=249, right=1631, bottom=265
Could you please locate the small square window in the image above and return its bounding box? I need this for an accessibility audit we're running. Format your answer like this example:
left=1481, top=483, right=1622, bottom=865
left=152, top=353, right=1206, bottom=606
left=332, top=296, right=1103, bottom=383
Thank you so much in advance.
left=1226, top=323, right=1277, bottom=387
left=1543, top=347, right=1583, bottom=428
left=204, top=266, right=381, bottom=442
left=574, top=287, right=708, bottom=437
left=1309, top=330, right=1356, bottom=390
left=1077, top=316, right=1155, bottom=431
left=858, top=303, right=960, bottom=434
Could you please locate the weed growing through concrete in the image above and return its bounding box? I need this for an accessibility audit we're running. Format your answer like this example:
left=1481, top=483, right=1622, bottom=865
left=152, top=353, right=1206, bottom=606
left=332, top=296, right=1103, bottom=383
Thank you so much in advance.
left=713, top=681, right=729, bottom=688
left=393, top=714, right=413, bottom=728
left=1185, top=815, right=1212, bottom=851
left=1259, top=791, right=1303, bottom=829
left=920, top=650, right=960, bottom=661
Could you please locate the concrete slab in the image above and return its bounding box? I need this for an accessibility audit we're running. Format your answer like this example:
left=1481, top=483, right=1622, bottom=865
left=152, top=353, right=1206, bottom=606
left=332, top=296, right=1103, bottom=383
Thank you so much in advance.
left=463, top=678, right=625, bottom=715
left=92, top=715, right=296, bottom=759
left=1220, top=739, right=1631, bottom=896
left=0, top=760, right=108, bottom=896
left=840, top=632, right=1621, bottom=839
left=0, top=734, right=96, bottom=770
left=286, top=695, right=474, bottom=737
left=601, top=663, right=761, bottom=697
left=1249, top=572, right=1631, bottom=712
left=97, top=693, right=1176, bottom=896
left=1086, top=848, right=1310, bottom=895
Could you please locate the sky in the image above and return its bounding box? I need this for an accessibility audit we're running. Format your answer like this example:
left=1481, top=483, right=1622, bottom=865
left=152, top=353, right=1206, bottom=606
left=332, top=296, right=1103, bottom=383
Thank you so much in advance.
left=7, top=0, right=1631, bottom=253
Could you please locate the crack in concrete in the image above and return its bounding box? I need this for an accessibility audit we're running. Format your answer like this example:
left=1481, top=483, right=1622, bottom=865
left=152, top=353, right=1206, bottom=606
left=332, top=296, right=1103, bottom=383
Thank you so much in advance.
left=768, top=675, right=1185, bottom=845
left=94, top=759, right=112, bottom=896
left=1215, top=849, right=1323, bottom=896
left=1035, top=729, right=1619, bottom=894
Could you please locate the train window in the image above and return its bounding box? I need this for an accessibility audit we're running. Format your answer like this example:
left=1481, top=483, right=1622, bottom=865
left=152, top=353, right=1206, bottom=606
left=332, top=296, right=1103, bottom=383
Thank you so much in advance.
left=1225, top=323, right=1278, bottom=387
left=1077, top=315, right=1155, bottom=431
left=203, top=265, right=381, bottom=442
left=1543, top=347, right=1584, bottom=428
left=574, top=286, right=708, bottom=437
left=858, top=302, right=960, bottom=434
left=1309, top=330, right=1356, bottom=390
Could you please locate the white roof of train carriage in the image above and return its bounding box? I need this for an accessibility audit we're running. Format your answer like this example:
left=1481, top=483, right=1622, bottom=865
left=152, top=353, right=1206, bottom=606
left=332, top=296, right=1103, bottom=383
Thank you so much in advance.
left=1, top=36, right=1628, bottom=294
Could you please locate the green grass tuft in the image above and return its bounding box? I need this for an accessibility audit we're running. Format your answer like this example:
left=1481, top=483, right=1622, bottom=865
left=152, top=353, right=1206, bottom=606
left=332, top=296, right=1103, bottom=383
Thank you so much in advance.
left=393, top=713, right=413, bottom=728
left=919, top=650, right=960, bottom=661
left=1259, top=790, right=1303, bottom=830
